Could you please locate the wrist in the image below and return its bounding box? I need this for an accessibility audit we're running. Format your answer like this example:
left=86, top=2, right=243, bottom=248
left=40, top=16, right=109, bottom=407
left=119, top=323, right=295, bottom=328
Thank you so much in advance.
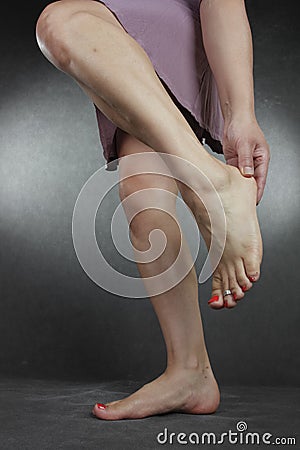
left=223, top=101, right=256, bottom=126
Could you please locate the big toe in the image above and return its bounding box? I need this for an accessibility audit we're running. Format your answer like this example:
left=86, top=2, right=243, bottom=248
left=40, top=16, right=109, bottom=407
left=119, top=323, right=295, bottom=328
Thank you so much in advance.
left=209, top=272, right=225, bottom=309
left=93, top=401, right=120, bottom=420
left=93, top=399, right=136, bottom=421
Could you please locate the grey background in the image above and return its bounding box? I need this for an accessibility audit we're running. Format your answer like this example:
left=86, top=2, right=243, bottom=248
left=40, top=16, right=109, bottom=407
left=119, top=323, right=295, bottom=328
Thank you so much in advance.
left=0, top=0, right=299, bottom=386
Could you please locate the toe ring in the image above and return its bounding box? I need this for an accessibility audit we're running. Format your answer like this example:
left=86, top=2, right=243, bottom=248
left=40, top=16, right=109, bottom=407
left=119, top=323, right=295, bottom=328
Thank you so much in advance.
left=223, top=289, right=232, bottom=297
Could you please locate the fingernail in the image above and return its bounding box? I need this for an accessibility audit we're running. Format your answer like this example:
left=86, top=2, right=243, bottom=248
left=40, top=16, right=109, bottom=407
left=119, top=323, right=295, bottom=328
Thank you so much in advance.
left=208, top=295, right=219, bottom=304
left=96, top=403, right=107, bottom=410
left=242, top=286, right=247, bottom=292
left=243, top=166, right=254, bottom=176
left=249, top=276, right=256, bottom=282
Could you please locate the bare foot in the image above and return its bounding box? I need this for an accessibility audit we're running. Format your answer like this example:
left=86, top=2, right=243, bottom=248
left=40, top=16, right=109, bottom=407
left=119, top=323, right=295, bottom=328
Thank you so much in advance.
left=182, top=160, right=262, bottom=310
left=92, top=366, right=220, bottom=420
left=211, top=166, right=262, bottom=308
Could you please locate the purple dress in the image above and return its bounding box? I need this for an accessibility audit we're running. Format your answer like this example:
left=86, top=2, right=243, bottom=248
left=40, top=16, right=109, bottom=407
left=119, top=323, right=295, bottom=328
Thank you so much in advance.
left=95, top=0, right=224, bottom=169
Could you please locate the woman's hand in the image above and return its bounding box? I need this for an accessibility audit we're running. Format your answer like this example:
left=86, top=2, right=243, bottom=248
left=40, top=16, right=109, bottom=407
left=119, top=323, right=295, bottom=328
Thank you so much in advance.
left=222, top=116, right=270, bottom=204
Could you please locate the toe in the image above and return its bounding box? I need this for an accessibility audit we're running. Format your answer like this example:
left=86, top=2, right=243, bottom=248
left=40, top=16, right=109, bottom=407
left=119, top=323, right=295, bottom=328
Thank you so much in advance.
left=210, top=269, right=239, bottom=309
left=214, top=267, right=237, bottom=309
left=93, top=400, right=126, bottom=420
left=208, top=292, right=224, bottom=309
left=225, top=290, right=237, bottom=309
left=231, top=287, right=244, bottom=302
left=93, top=397, right=142, bottom=420
left=245, top=266, right=260, bottom=283
left=229, top=270, right=245, bottom=301
left=223, top=268, right=245, bottom=307
left=223, top=291, right=236, bottom=309
left=209, top=271, right=225, bottom=309
left=243, top=252, right=261, bottom=283
left=236, top=260, right=253, bottom=292
left=93, top=402, right=108, bottom=419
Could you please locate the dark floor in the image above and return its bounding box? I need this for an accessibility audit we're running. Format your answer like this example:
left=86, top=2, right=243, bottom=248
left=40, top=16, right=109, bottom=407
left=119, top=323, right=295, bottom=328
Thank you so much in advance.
left=0, top=378, right=298, bottom=450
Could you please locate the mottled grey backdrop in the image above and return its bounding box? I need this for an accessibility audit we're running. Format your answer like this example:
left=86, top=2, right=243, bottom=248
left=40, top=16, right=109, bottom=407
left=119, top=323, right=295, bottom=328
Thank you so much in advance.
left=0, top=0, right=299, bottom=385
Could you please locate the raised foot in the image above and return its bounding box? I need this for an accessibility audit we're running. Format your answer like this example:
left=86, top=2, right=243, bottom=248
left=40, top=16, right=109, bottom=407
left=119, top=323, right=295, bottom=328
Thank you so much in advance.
left=181, top=158, right=263, bottom=310
left=92, top=367, right=220, bottom=420
left=208, top=164, right=263, bottom=309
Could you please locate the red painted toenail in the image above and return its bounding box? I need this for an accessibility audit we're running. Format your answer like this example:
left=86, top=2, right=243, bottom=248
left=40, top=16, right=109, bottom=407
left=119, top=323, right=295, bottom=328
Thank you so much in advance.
left=96, top=403, right=107, bottom=410
left=249, top=276, right=256, bottom=282
left=224, top=300, right=228, bottom=308
left=208, top=295, right=219, bottom=304
left=233, top=293, right=238, bottom=300
left=242, top=286, right=247, bottom=292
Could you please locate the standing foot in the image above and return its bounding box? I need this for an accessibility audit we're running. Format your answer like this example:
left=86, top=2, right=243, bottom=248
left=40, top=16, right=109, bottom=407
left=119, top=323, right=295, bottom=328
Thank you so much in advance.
left=92, top=366, right=220, bottom=420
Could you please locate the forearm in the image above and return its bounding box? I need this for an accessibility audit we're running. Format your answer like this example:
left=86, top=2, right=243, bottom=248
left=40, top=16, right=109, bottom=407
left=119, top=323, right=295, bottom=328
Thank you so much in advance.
left=200, top=0, right=255, bottom=123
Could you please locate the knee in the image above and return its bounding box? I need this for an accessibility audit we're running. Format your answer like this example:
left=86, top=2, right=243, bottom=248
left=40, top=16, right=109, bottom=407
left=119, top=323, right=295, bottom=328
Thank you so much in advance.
left=35, top=2, right=96, bottom=71
left=119, top=177, right=149, bottom=240
left=118, top=176, right=178, bottom=245
left=36, top=1, right=72, bottom=70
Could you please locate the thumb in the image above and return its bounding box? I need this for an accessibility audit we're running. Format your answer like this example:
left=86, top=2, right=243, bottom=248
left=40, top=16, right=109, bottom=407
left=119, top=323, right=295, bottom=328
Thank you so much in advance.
left=238, top=144, right=254, bottom=177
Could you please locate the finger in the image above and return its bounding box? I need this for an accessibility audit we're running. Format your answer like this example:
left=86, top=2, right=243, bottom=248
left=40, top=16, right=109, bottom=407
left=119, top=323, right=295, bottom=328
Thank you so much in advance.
left=254, top=165, right=266, bottom=203
left=238, top=143, right=255, bottom=177
left=256, top=174, right=266, bottom=204
left=254, top=154, right=270, bottom=204
left=224, top=154, right=239, bottom=168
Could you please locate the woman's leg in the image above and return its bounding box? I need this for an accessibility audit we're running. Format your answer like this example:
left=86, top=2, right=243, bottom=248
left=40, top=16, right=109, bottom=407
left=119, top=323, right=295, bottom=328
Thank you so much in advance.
left=93, top=131, right=219, bottom=420
left=35, top=0, right=262, bottom=307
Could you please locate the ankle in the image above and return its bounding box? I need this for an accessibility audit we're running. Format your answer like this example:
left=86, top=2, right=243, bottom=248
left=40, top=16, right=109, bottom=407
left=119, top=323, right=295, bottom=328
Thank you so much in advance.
left=166, top=355, right=212, bottom=374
